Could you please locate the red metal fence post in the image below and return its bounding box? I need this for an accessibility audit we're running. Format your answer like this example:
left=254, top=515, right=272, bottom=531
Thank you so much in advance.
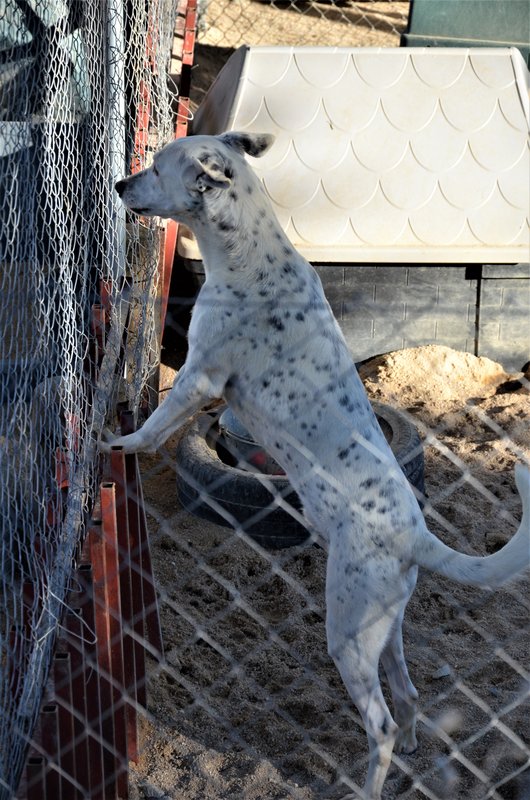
left=53, top=652, right=78, bottom=799
left=120, top=411, right=163, bottom=660
left=109, top=446, right=140, bottom=762
left=61, top=607, right=92, bottom=798
left=76, top=561, right=105, bottom=800
left=26, top=756, right=46, bottom=800
left=40, top=704, right=60, bottom=799
left=88, top=512, right=127, bottom=799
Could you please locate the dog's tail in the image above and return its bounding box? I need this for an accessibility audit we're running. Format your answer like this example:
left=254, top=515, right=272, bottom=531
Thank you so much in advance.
left=416, top=462, right=530, bottom=589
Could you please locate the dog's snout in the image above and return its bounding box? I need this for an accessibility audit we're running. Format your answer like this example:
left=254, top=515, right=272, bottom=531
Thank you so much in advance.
left=115, top=179, right=127, bottom=197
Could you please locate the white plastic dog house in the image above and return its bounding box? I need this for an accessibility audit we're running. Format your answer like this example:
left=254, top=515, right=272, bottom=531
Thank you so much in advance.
left=181, top=46, right=530, bottom=369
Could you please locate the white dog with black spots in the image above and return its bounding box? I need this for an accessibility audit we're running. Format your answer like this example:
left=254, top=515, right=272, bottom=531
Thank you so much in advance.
left=103, top=132, right=530, bottom=799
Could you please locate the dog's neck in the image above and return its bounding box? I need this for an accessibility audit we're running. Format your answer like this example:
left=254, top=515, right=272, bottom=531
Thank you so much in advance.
left=185, top=175, right=299, bottom=284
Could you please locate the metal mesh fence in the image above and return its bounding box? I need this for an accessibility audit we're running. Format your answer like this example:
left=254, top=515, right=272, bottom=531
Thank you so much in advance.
left=129, top=3, right=529, bottom=798
left=2, top=1, right=529, bottom=799
left=0, top=1, right=179, bottom=796
left=133, top=344, right=530, bottom=799
left=198, top=0, right=410, bottom=49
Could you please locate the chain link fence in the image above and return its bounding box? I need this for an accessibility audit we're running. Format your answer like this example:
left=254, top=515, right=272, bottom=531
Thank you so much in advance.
left=187, top=1, right=411, bottom=108
left=2, top=1, right=529, bottom=799
left=198, top=0, right=410, bottom=48
left=134, top=354, right=530, bottom=800
left=0, top=0, right=179, bottom=796
left=131, top=3, right=530, bottom=799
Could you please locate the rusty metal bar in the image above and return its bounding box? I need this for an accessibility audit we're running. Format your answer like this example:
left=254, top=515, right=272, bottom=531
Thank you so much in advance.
left=120, top=410, right=163, bottom=660
left=136, top=474, right=163, bottom=658
left=116, top=414, right=147, bottom=712
left=26, top=756, right=46, bottom=800
left=159, top=224, right=174, bottom=339
left=183, top=0, right=197, bottom=67
left=99, top=484, right=129, bottom=798
left=40, top=704, right=60, bottom=800
left=109, top=446, right=139, bottom=762
left=99, top=280, right=112, bottom=319
left=87, top=520, right=122, bottom=799
left=53, top=652, right=78, bottom=799
left=76, top=561, right=105, bottom=800
left=62, top=608, right=92, bottom=799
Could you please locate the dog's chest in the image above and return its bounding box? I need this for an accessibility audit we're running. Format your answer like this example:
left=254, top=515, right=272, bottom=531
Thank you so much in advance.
left=196, top=265, right=342, bottom=385
left=190, top=252, right=419, bottom=541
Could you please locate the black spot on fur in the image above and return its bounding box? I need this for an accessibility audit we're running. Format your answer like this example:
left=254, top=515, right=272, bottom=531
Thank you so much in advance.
left=338, top=393, right=358, bottom=413
left=360, top=477, right=380, bottom=489
left=268, top=315, right=285, bottom=332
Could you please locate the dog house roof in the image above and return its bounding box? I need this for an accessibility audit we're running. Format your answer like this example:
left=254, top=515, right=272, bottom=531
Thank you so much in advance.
left=184, top=46, right=530, bottom=263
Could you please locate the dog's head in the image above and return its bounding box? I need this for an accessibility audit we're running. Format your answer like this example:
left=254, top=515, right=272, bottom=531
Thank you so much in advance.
left=115, top=132, right=274, bottom=221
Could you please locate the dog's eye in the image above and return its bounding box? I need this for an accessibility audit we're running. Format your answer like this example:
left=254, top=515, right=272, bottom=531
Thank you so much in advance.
left=152, top=164, right=159, bottom=177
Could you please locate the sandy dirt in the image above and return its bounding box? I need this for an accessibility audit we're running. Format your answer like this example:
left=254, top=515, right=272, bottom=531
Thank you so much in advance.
left=130, top=3, right=529, bottom=798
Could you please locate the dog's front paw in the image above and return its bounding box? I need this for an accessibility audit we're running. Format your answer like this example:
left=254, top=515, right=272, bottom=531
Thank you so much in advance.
left=99, top=427, right=120, bottom=454
left=99, top=427, right=156, bottom=454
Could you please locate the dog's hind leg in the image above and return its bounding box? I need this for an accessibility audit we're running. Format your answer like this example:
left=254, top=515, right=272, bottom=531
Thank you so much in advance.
left=381, top=613, right=418, bottom=754
left=331, top=639, right=398, bottom=799
left=380, top=568, right=418, bottom=755
left=326, top=597, right=399, bottom=799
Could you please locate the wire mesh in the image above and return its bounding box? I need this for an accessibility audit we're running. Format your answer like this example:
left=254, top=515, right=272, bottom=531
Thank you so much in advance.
left=133, top=349, right=530, bottom=800
left=2, top=2, right=529, bottom=799
left=129, top=4, right=529, bottom=798
left=197, top=0, right=410, bottom=49
left=0, top=1, right=178, bottom=797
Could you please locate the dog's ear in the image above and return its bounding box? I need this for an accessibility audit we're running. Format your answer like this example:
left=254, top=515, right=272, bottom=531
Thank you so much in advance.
left=183, top=156, right=232, bottom=193
left=218, top=132, right=275, bottom=158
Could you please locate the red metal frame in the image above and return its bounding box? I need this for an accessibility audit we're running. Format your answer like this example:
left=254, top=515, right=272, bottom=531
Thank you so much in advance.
left=160, top=0, right=197, bottom=335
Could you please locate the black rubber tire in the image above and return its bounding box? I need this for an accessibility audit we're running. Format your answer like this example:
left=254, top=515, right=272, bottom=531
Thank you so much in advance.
left=175, top=402, right=425, bottom=549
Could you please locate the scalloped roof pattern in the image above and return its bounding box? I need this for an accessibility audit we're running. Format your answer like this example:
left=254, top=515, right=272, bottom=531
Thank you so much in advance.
left=190, top=47, right=530, bottom=263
